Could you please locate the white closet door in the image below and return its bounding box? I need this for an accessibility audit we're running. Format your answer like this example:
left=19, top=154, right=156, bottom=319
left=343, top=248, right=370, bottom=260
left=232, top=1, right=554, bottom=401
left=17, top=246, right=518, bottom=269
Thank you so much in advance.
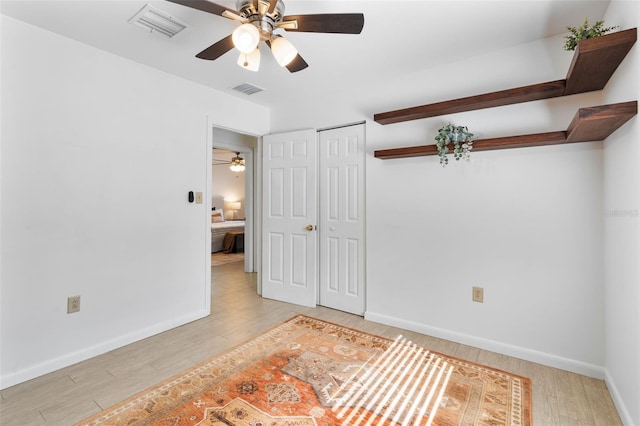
left=261, top=129, right=318, bottom=307
left=318, top=123, right=366, bottom=315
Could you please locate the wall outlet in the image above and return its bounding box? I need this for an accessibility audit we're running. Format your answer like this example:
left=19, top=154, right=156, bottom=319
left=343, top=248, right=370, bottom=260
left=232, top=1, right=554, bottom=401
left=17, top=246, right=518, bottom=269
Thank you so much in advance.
left=67, top=295, right=81, bottom=314
left=195, top=192, right=203, bottom=204
left=472, top=287, right=484, bottom=303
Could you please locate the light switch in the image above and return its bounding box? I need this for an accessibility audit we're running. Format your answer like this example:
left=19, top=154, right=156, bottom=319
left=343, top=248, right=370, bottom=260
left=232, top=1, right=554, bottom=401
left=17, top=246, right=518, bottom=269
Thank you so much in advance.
left=195, top=192, right=203, bottom=204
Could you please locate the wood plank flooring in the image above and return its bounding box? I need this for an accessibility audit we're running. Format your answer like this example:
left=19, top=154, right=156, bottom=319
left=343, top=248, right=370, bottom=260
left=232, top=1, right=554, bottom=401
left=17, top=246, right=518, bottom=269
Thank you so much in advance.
left=0, top=262, right=622, bottom=425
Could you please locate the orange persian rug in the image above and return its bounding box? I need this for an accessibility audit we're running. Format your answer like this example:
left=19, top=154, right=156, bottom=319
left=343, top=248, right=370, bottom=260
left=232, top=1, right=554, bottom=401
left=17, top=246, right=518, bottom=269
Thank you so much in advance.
left=77, top=315, right=532, bottom=426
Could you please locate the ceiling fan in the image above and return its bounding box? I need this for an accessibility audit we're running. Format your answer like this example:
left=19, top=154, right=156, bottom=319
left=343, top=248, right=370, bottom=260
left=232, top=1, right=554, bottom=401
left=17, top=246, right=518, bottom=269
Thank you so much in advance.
left=213, top=150, right=246, bottom=171
left=166, top=0, right=364, bottom=72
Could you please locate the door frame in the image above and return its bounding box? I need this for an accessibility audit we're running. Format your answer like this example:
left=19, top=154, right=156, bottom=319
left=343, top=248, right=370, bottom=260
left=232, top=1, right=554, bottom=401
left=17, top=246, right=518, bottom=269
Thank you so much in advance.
left=206, top=120, right=263, bottom=299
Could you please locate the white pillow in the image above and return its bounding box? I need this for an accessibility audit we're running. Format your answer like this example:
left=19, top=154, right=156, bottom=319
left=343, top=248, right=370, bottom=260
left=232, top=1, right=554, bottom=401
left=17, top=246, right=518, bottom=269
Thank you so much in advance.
left=211, top=210, right=225, bottom=222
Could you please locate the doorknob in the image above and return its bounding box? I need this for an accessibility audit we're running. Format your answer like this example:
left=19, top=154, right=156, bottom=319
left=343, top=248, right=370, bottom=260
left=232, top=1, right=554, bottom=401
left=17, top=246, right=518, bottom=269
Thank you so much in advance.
left=306, top=225, right=314, bottom=231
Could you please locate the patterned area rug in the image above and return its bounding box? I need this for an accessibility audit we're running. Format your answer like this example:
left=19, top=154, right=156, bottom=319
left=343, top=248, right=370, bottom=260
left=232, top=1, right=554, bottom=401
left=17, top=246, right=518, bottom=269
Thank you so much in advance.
left=211, top=252, right=244, bottom=267
left=77, top=315, right=532, bottom=426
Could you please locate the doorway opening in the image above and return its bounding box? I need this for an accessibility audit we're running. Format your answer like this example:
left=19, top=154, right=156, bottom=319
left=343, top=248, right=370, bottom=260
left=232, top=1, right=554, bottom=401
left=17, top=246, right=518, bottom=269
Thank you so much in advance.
left=210, top=127, right=258, bottom=274
left=211, top=149, right=247, bottom=267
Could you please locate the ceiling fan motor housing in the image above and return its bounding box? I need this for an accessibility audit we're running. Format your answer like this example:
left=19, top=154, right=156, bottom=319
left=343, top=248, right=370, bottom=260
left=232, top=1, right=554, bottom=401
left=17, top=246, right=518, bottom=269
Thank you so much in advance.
left=236, top=0, right=286, bottom=40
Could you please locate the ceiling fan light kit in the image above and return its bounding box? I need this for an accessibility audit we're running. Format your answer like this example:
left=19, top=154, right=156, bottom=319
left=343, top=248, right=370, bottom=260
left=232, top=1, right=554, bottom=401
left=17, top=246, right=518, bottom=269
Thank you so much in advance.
left=166, top=0, right=364, bottom=73
left=232, top=23, right=261, bottom=53
left=270, top=35, right=298, bottom=67
left=230, top=152, right=246, bottom=172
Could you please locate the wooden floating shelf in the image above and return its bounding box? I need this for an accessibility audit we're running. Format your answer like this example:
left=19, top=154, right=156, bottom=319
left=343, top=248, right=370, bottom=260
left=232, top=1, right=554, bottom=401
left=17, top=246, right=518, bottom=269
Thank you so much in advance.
left=373, top=101, right=637, bottom=160
left=564, top=28, right=638, bottom=95
left=565, top=102, right=638, bottom=142
left=374, top=28, right=637, bottom=125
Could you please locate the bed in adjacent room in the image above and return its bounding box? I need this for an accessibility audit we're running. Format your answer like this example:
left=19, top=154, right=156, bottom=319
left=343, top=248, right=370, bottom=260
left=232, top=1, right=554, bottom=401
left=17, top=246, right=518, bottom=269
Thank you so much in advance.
left=211, top=196, right=245, bottom=253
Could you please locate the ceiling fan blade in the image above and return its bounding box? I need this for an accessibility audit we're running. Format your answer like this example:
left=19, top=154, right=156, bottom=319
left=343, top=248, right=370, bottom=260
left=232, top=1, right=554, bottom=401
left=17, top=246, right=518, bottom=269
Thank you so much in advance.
left=285, top=54, right=309, bottom=73
left=195, top=34, right=235, bottom=60
left=165, top=0, right=245, bottom=21
left=255, top=0, right=268, bottom=16
left=267, top=0, right=278, bottom=14
left=280, top=13, right=364, bottom=34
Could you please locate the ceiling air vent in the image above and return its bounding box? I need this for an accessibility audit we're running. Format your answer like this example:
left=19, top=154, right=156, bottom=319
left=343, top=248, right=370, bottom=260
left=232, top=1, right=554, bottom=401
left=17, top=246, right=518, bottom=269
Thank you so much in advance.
left=129, top=4, right=187, bottom=38
left=232, top=83, right=265, bottom=96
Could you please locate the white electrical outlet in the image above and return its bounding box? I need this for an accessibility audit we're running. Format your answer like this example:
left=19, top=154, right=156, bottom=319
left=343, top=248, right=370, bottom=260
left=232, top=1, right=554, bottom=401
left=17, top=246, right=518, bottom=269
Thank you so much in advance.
left=67, top=295, right=81, bottom=313
left=195, top=192, right=203, bottom=204
left=472, top=287, right=484, bottom=303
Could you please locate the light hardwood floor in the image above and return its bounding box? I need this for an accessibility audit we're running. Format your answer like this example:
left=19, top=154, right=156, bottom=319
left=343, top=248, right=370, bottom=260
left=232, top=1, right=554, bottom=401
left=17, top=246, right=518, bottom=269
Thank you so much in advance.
left=0, top=261, right=622, bottom=425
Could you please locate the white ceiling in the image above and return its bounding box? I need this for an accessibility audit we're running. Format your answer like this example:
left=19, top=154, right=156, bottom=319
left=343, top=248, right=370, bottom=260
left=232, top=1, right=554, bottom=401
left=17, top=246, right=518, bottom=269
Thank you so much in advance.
left=1, top=0, right=611, bottom=111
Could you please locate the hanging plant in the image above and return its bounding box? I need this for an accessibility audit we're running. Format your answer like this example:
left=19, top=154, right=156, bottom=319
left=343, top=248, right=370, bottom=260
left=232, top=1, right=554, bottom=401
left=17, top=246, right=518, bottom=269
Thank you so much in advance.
left=434, top=124, right=474, bottom=167
left=563, top=18, right=619, bottom=51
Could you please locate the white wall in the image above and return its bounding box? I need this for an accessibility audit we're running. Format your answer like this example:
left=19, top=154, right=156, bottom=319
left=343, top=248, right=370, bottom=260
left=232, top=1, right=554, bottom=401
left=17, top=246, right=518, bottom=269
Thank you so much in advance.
left=0, top=16, right=269, bottom=388
left=602, top=3, right=639, bottom=425
left=272, top=34, right=608, bottom=377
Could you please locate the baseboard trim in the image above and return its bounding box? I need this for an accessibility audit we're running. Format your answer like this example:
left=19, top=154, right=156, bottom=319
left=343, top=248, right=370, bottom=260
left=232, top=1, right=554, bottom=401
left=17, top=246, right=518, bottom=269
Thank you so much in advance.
left=0, top=309, right=209, bottom=390
left=364, top=311, right=604, bottom=379
left=604, top=369, right=634, bottom=426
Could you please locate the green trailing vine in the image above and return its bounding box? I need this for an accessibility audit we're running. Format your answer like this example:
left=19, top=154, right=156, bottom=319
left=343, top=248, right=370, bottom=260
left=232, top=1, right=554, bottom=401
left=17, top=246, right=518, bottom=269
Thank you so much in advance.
left=435, top=124, right=474, bottom=167
left=563, top=18, right=619, bottom=51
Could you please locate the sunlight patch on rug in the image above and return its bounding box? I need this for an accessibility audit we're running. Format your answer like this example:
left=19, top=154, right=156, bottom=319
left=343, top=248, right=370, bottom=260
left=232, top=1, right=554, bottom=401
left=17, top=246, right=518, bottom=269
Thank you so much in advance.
left=330, top=336, right=455, bottom=425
